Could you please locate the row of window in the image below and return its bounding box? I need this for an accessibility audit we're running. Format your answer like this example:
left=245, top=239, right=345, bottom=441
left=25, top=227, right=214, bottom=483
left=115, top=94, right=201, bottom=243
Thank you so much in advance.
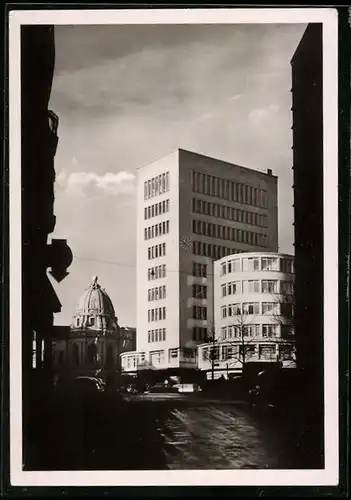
left=144, top=199, right=170, bottom=220
left=144, top=172, right=170, bottom=200
left=148, top=328, right=166, bottom=343
left=148, top=242, right=166, bottom=260
left=221, top=301, right=293, bottom=318
left=193, top=284, right=207, bottom=299
left=193, top=240, right=241, bottom=260
left=201, top=343, right=294, bottom=362
left=192, top=171, right=269, bottom=208
left=193, top=219, right=268, bottom=247
left=144, top=220, right=170, bottom=240
left=148, top=264, right=166, bottom=281
left=192, top=198, right=268, bottom=228
left=148, top=307, right=166, bottom=322
left=221, top=279, right=294, bottom=296
left=221, top=256, right=294, bottom=275
left=192, top=262, right=208, bottom=278
left=123, top=348, right=198, bottom=368
left=148, top=285, right=166, bottom=301
left=193, top=305, right=207, bottom=320
left=220, top=323, right=280, bottom=338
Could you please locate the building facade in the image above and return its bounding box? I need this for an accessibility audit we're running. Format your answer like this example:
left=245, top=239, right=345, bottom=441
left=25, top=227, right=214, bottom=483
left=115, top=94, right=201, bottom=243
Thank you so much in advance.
left=53, top=276, right=135, bottom=382
left=291, top=24, right=323, bottom=384
left=197, top=252, right=296, bottom=379
left=122, top=149, right=279, bottom=376
left=291, top=23, right=324, bottom=467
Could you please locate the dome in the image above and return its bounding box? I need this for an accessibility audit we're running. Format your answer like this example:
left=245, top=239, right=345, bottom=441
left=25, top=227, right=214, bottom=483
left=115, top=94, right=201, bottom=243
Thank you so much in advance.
left=72, top=276, right=118, bottom=332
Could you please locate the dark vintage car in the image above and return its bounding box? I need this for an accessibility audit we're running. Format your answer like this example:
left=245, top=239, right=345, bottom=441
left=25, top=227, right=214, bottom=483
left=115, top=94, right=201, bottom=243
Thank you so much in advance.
left=146, top=382, right=179, bottom=394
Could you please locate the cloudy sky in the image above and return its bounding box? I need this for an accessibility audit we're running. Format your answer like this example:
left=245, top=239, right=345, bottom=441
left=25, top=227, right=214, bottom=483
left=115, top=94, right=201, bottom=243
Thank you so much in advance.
left=49, top=22, right=306, bottom=327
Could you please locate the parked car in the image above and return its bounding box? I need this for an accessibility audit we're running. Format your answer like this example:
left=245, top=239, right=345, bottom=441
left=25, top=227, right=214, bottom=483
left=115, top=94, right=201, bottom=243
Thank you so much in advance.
left=148, top=383, right=179, bottom=393
left=72, top=376, right=106, bottom=395
left=173, top=383, right=202, bottom=393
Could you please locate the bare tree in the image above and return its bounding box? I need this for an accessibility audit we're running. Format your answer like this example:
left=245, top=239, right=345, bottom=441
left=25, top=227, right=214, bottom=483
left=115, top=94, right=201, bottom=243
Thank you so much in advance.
left=271, top=291, right=296, bottom=361
left=202, top=309, right=259, bottom=379
left=221, top=307, right=259, bottom=368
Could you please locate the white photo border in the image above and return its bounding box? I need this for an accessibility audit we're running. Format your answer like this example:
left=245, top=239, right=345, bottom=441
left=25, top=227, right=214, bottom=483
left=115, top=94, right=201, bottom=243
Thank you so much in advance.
left=9, top=7, right=339, bottom=487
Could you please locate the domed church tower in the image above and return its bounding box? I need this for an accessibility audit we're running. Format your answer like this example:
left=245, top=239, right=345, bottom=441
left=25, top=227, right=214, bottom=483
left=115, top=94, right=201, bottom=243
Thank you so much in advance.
left=53, top=276, right=133, bottom=384
left=71, top=276, right=118, bottom=333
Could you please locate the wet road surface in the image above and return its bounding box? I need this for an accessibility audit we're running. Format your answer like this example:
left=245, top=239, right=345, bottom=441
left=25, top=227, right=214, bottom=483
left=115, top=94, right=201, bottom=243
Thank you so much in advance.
left=118, top=393, right=301, bottom=470
left=26, top=392, right=305, bottom=470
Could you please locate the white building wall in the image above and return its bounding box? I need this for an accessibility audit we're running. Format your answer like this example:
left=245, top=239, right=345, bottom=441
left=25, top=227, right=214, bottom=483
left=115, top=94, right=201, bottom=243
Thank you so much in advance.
left=136, top=151, right=180, bottom=368
left=198, top=251, right=295, bottom=375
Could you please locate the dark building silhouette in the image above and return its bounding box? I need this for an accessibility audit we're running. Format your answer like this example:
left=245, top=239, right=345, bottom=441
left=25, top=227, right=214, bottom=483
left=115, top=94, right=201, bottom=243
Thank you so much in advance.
left=291, top=23, right=324, bottom=467
left=21, top=25, right=72, bottom=467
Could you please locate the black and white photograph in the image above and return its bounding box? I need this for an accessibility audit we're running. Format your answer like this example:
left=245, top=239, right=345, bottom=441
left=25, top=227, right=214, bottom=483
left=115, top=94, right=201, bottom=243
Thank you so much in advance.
left=8, top=8, right=339, bottom=487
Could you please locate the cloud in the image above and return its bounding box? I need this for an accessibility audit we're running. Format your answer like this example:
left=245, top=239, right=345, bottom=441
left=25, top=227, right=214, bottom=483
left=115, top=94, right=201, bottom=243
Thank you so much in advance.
left=56, top=170, right=136, bottom=197
left=248, top=104, right=280, bottom=124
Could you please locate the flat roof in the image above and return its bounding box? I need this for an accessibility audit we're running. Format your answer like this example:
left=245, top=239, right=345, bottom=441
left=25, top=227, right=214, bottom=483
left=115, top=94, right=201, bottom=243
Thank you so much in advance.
left=137, top=148, right=278, bottom=178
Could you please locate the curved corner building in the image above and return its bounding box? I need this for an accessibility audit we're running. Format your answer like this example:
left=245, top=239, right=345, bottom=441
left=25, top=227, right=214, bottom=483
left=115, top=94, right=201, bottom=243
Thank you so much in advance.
left=197, top=251, right=296, bottom=378
left=122, top=149, right=280, bottom=379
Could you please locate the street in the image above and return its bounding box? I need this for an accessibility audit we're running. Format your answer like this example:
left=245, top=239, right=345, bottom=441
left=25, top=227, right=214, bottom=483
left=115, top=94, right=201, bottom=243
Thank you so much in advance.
left=25, top=392, right=305, bottom=471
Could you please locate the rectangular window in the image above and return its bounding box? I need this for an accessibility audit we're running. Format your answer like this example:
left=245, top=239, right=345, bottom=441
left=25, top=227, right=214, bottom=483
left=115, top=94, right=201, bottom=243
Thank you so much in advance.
left=147, top=180, right=151, bottom=199
left=262, top=324, right=278, bottom=338
left=193, top=306, right=207, bottom=320
left=261, top=257, right=279, bottom=271
left=243, top=280, right=260, bottom=293
left=227, top=281, right=240, bottom=295
left=242, top=257, right=260, bottom=272
left=262, top=302, right=278, bottom=315
left=144, top=182, right=148, bottom=200
left=262, top=280, right=278, bottom=293
left=242, top=302, right=260, bottom=315
left=221, top=262, right=227, bottom=276
left=280, top=259, right=294, bottom=274
left=192, top=284, right=207, bottom=299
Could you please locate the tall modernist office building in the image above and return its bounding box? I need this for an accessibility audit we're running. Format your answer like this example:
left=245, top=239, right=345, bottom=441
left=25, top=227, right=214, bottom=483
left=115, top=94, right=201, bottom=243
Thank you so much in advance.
left=134, top=148, right=279, bottom=373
